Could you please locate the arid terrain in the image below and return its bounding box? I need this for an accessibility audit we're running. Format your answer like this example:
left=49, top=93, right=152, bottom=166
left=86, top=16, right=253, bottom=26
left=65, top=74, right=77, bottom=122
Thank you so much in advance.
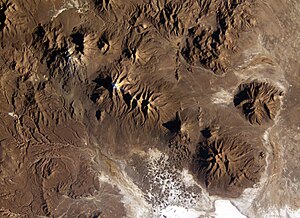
left=0, top=0, right=300, bottom=217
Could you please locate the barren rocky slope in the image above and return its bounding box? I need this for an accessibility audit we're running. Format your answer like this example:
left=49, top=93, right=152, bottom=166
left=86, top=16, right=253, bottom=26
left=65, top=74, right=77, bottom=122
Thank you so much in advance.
left=0, top=0, right=299, bottom=217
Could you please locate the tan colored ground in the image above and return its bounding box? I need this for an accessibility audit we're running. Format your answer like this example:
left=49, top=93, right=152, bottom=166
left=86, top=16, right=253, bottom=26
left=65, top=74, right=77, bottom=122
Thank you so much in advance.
left=0, top=0, right=299, bottom=217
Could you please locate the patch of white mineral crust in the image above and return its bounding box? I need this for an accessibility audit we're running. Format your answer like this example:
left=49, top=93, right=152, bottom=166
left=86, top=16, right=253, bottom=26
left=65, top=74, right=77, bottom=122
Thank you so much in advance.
left=214, top=200, right=246, bottom=218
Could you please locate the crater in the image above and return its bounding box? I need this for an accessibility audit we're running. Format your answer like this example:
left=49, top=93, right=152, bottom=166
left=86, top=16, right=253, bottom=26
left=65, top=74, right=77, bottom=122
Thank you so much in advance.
left=97, top=33, right=110, bottom=54
left=32, top=25, right=46, bottom=43
left=234, top=81, right=284, bottom=125
left=71, top=30, right=85, bottom=54
left=192, top=131, right=265, bottom=197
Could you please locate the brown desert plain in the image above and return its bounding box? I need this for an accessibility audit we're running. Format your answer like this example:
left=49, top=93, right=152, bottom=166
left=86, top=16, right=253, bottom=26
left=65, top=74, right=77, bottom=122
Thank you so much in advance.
left=0, top=0, right=300, bottom=217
